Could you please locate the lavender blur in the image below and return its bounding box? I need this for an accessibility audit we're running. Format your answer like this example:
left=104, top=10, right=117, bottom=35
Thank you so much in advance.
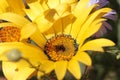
left=89, top=0, right=117, bottom=37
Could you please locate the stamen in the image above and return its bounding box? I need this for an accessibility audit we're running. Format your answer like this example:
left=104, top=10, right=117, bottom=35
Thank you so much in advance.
left=0, top=26, right=21, bottom=42
left=44, top=34, right=78, bottom=61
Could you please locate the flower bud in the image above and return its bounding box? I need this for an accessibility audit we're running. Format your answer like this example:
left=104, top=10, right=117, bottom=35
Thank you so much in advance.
left=6, top=49, right=22, bottom=62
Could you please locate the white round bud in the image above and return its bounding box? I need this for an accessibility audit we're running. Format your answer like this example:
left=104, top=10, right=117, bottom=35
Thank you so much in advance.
left=6, top=49, right=22, bottom=62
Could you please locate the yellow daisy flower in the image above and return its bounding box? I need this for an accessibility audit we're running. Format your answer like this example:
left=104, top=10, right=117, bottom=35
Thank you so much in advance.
left=0, top=12, right=36, bottom=42
left=0, top=13, right=38, bottom=80
left=0, top=0, right=115, bottom=80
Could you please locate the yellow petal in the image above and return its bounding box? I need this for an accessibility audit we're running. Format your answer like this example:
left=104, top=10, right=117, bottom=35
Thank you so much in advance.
left=40, top=61, right=55, bottom=73
left=2, top=60, right=29, bottom=80
left=80, top=38, right=115, bottom=52
left=68, top=59, right=81, bottom=79
left=77, top=19, right=106, bottom=45
left=20, top=23, right=36, bottom=40
left=42, top=27, right=55, bottom=39
left=63, top=14, right=75, bottom=34
left=24, top=1, right=48, bottom=20
left=73, top=0, right=90, bottom=17
left=37, top=71, right=44, bottom=80
left=13, top=67, right=36, bottom=80
left=0, top=0, right=9, bottom=14
left=24, top=3, right=42, bottom=21
left=47, top=0, right=60, bottom=8
left=26, top=0, right=37, bottom=3
left=62, top=14, right=75, bottom=34
left=70, top=4, right=98, bottom=39
left=55, top=61, right=67, bottom=80
left=39, top=0, right=49, bottom=10
left=75, top=8, right=111, bottom=44
left=59, top=0, right=78, bottom=11
left=34, top=9, right=59, bottom=33
left=78, top=8, right=111, bottom=39
left=60, top=0, right=78, bottom=4
left=50, top=18, right=63, bottom=35
left=0, top=22, right=20, bottom=28
left=54, top=3, right=71, bottom=17
left=73, top=52, right=92, bottom=66
left=0, top=13, right=30, bottom=27
left=43, top=14, right=74, bottom=37
left=6, top=0, right=25, bottom=15
left=30, top=29, right=47, bottom=49
left=2, top=62, right=17, bottom=80
left=50, top=4, right=72, bottom=34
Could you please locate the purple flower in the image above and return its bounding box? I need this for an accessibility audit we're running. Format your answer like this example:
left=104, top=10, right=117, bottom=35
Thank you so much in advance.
left=104, top=10, right=117, bottom=21
left=88, top=0, right=109, bottom=8
left=96, top=0, right=109, bottom=9
left=93, top=21, right=112, bottom=37
left=88, top=0, right=117, bottom=37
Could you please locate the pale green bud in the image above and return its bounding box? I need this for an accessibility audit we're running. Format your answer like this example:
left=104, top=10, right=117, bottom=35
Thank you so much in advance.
left=6, top=49, right=22, bottom=62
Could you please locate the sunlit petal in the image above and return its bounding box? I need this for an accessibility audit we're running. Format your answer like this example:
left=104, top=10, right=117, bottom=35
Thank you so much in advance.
left=13, top=67, right=36, bottom=80
left=34, top=9, right=59, bottom=33
left=2, top=61, right=29, bottom=80
left=70, top=4, right=98, bottom=39
left=77, top=19, right=106, bottom=45
left=30, top=29, right=47, bottom=49
left=80, top=38, right=115, bottom=52
left=0, top=0, right=9, bottom=14
left=6, top=0, right=25, bottom=15
left=55, top=61, right=67, bottom=80
left=68, top=59, right=81, bottom=79
left=24, top=1, right=48, bottom=20
left=47, top=0, right=60, bottom=8
left=40, top=61, right=55, bottom=73
left=20, top=23, right=36, bottom=40
left=73, top=52, right=92, bottom=66
left=0, top=13, right=30, bottom=27
left=0, top=23, right=20, bottom=28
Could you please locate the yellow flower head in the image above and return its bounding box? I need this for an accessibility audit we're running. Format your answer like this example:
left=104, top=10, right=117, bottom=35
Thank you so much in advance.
left=0, top=13, right=36, bottom=42
left=0, top=13, right=38, bottom=80
left=0, top=0, right=115, bottom=80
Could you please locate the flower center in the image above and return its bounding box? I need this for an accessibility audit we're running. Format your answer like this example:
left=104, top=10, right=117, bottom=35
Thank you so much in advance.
left=0, top=26, right=21, bottom=42
left=44, top=34, right=78, bottom=61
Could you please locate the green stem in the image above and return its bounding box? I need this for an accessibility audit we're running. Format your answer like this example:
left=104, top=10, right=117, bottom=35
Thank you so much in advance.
left=81, top=66, right=89, bottom=80
left=21, top=57, right=45, bottom=73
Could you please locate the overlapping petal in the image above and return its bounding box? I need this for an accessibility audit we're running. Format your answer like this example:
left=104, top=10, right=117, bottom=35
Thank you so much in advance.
left=70, top=4, right=98, bottom=39
left=73, top=52, right=92, bottom=66
left=0, top=0, right=25, bottom=15
left=40, top=61, right=55, bottom=73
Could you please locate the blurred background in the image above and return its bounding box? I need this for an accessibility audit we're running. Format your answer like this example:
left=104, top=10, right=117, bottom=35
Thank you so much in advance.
left=88, top=0, right=120, bottom=80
